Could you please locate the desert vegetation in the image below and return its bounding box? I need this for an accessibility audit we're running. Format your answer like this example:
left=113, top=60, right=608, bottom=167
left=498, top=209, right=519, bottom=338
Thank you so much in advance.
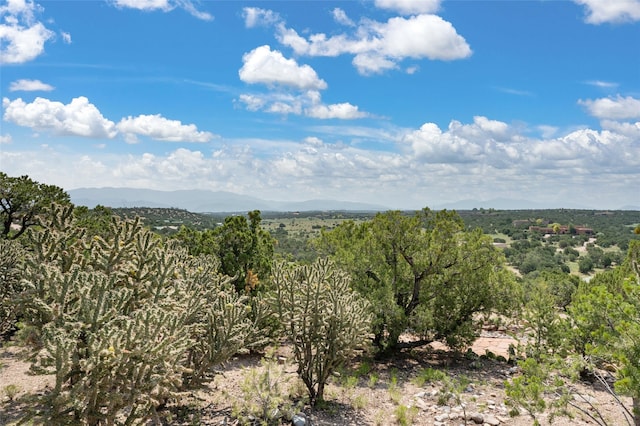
left=2, top=173, right=640, bottom=425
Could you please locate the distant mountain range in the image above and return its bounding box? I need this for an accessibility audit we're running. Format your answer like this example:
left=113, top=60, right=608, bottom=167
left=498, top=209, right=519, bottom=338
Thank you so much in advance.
left=69, top=188, right=390, bottom=212
left=68, top=188, right=640, bottom=212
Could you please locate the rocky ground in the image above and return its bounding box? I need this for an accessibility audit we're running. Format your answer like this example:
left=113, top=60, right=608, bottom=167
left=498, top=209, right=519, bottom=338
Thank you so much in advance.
left=0, top=331, right=633, bottom=426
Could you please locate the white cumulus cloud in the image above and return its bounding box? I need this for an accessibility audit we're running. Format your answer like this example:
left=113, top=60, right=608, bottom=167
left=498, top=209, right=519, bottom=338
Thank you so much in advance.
left=239, top=45, right=327, bottom=90
left=332, top=8, right=355, bottom=26
left=306, top=102, right=368, bottom=120
left=0, top=0, right=55, bottom=64
left=113, top=0, right=172, bottom=11
left=374, top=0, right=442, bottom=15
left=400, top=115, right=640, bottom=177
left=276, top=13, right=471, bottom=75
left=574, top=0, right=640, bottom=23
left=579, top=95, right=640, bottom=120
left=237, top=90, right=369, bottom=120
left=3, top=115, right=639, bottom=210
left=2, top=96, right=117, bottom=138
left=112, top=0, right=212, bottom=20
left=116, top=114, right=215, bottom=143
left=61, top=31, right=71, bottom=43
left=0, top=133, right=12, bottom=144
left=9, top=79, right=54, bottom=92
left=243, top=7, right=280, bottom=28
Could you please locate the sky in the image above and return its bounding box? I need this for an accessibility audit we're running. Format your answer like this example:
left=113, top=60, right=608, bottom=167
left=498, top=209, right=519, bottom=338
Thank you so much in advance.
left=1, top=0, right=639, bottom=210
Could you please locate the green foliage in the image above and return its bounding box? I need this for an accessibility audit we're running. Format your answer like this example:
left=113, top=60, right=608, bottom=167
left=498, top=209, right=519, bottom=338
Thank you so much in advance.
left=394, top=404, right=418, bottom=425
left=270, top=258, right=372, bottom=405
left=173, top=210, right=274, bottom=294
left=0, top=172, right=70, bottom=239
left=73, top=205, right=116, bottom=238
left=523, top=270, right=580, bottom=310
left=513, top=245, right=568, bottom=275
left=436, top=373, right=471, bottom=416
left=315, top=208, right=519, bottom=351
left=214, top=210, right=274, bottom=293
left=505, top=358, right=549, bottom=425
left=3, top=384, right=20, bottom=402
left=232, top=353, right=295, bottom=426
left=520, top=277, right=569, bottom=360
left=411, top=367, right=446, bottom=387
left=368, top=371, right=379, bottom=388
left=578, top=256, right=595, bottom=274
left=18, top=204, right=256, bottom=424
left=0, top=239, right=25, bottom=337
left=568, top=241, right=640, bottom=422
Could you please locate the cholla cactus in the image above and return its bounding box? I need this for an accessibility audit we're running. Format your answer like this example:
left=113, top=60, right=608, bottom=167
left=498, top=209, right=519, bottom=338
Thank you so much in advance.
left=270, top=258, right=372, bottom=405
left=0, top=238, right=24, bottom=336
left=19, top=204, right=256, bottom=425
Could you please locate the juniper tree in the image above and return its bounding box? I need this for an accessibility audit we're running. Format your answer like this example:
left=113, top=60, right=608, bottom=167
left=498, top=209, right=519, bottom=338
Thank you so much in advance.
left=0, top=172, right=70, bottom=239
left=315, top=208, right=519, bottom=352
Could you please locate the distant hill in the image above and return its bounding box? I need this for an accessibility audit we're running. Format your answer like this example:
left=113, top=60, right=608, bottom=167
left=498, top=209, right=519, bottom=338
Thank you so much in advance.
left=69, top=187, right=389, bottom=212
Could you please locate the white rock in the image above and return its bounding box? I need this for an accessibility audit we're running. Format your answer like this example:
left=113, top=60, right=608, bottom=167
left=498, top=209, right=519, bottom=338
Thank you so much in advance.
left=413, top=398, right=429, bottom=411
left=467, top=412, right=484, bottom=424
left=573, top=393, right=597, bottom=404
left=435, top=413, right=449, bottom=422
left=484, top=414, right=501, bottom=425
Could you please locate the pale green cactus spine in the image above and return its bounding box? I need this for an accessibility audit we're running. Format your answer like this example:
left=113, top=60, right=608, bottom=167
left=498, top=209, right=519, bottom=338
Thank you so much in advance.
left=18, top=204, right=258, bottom=425
left=270, top=258, right=372, bottom=405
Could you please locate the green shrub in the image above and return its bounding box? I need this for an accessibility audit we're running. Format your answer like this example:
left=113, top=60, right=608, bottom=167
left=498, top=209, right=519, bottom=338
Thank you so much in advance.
left=232, top=354, right=295, bottom=425
left=411, top=367, right=446, bottom=387
left=3, top=384, right=20, bottom=402
left=394, top=404, right=418, bottom=425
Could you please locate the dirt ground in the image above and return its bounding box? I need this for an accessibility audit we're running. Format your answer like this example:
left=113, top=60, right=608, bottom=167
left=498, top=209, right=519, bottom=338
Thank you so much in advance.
left=0, top=331, right=633, bottom=426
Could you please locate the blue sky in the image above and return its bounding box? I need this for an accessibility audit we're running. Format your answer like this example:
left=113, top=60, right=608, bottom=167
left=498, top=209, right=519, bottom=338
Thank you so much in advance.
left=1, top=0, right=639, bottom=209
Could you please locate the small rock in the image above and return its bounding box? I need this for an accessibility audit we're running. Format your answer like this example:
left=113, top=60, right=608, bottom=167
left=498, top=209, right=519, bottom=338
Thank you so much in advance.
left=413, top=398, right=429, bottom=411
left=414, top=391, right=427, bottom=398
left=573, top=393, right=597, bottom=404
left=292, top=413, right=308, bottom=426
left=467, top=412, right=484, bottom=424
left=434, top=422, right=445, bottom=426
left=435, top=413, right=449, bottom=422
left=484, top=414, right=501, bottom=425
left=487, top=399, right=496, bottom=406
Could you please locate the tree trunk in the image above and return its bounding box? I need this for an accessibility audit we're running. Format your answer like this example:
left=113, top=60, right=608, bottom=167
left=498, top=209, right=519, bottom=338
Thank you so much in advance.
left=316, top=381, right=325, bottom=406
left=633, top=396, right=639, bottom=426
